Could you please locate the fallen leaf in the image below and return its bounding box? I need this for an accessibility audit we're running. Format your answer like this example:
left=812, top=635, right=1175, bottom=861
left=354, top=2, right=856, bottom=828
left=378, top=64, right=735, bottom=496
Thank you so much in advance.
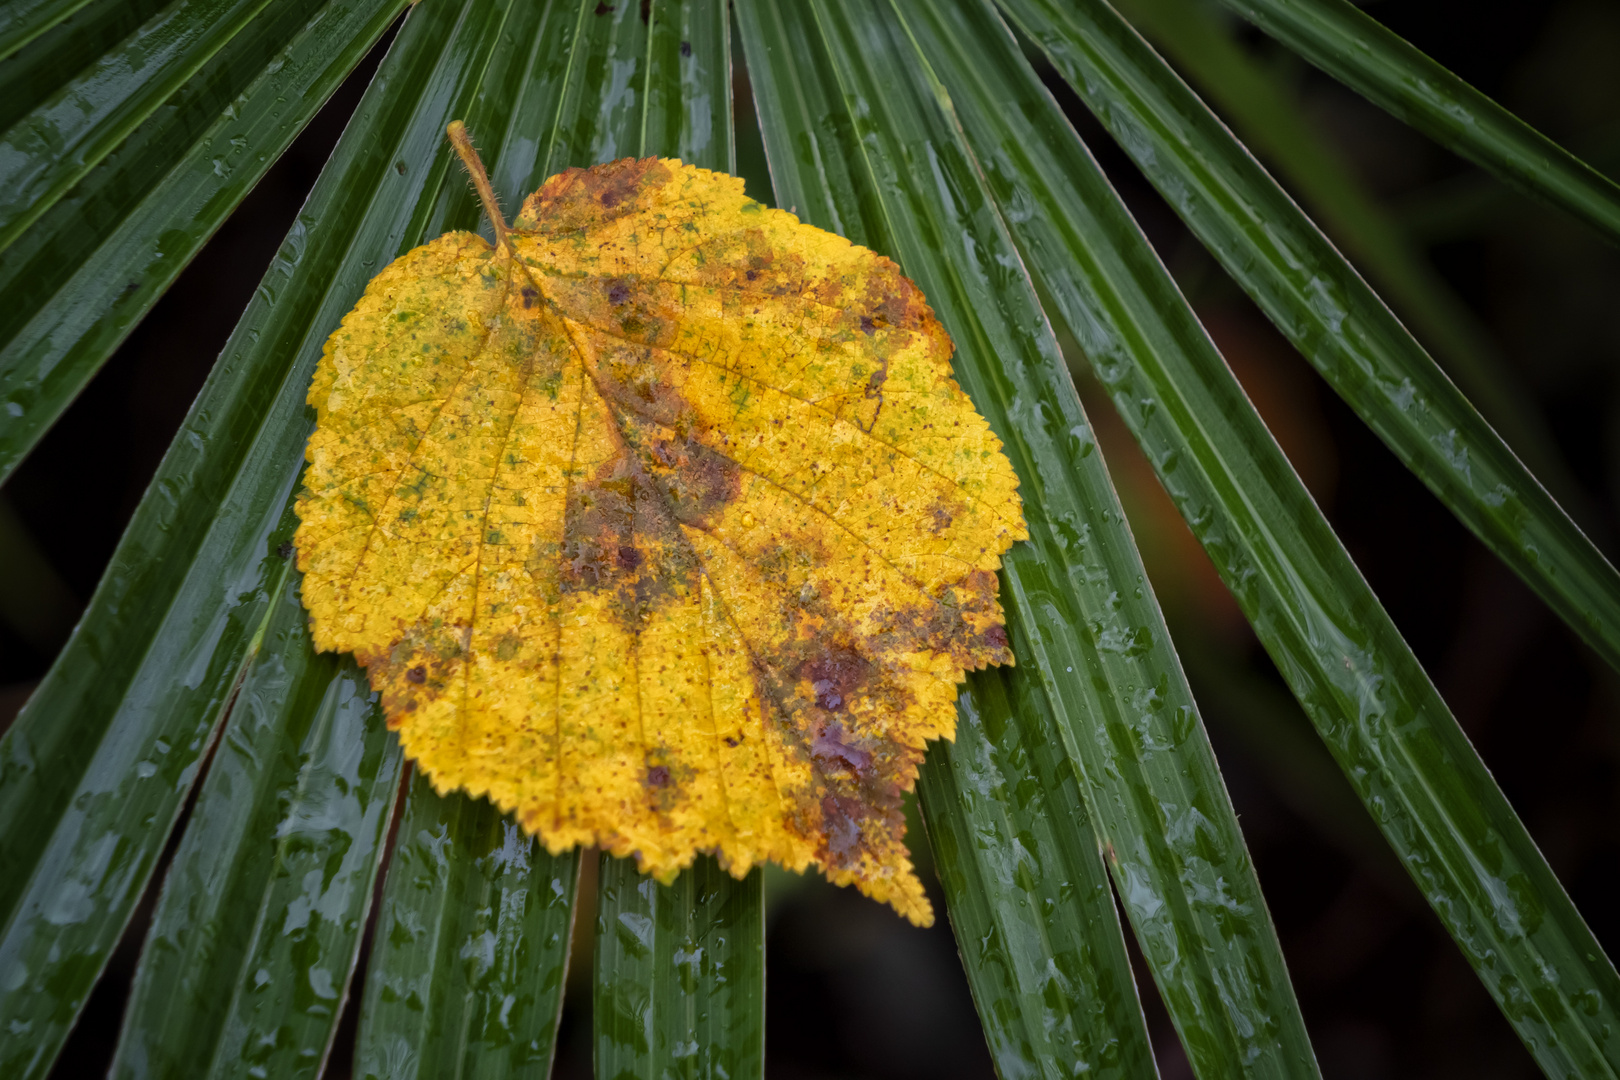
left=294, top=123, right=1026, bottom=924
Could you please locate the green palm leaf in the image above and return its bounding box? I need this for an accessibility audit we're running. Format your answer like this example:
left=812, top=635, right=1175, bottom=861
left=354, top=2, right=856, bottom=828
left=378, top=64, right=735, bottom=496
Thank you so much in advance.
left=945, top=0, right=1620, bottom=1072
left=109, top=581, right=403, bottom=1079
left=594, top=856, right=763, bottom=1078
left=0, top=0, right=1614, bottom=1077
left=1218, top=0, right=1620, bottom=246
left=0, top=0, right=531, bottom=1070
left=1004, top=0, right=1620, bottom=678
left=1109, top=0, right=1578, bottom=503
left=0, top=0, right=408, bottom=480
left=355, top=779, right=580, bottom=1080
left=0, top=0, right=99, bottom=59
left=742, top=1, right=1320, bottom=1074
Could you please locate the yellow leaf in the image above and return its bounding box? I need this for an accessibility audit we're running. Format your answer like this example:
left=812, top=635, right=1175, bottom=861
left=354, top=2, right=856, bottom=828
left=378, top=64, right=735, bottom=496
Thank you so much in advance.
left=294, top=124, right=1026, bottom=925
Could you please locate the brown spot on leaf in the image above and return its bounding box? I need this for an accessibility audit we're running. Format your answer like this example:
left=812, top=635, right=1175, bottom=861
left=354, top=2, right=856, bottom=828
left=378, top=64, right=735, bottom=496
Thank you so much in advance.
left=518, top=158, right=672, bottom=235
left=520, top=286, right=538, bottom=308
left=679, top=40, right=692, bottom=57
left=590, top=346, right=688, bottom=429
left=643, top=436, right=741, bottom=528
left=865, top=364, right=888, bottom=398
left=858, top=357, right=890, bottom=432
left=646, top=765, right=671, bottom=788
left=607, top=280, right=631, bottom=305
left=799, top=648, right=871, bottom=712
left=593, top=1, right=613, bottom=13
left=821, top=794, right=865, bottom=862
left=406, top=665, right=426, bottom=684
left=859, top=315, right=876, bottom=336
left=561, top=474, right=632, bottom=593
left=957, top=571, right=1003, bottom=614
left=860, top=268, right=932, bottom=336
left=559, top=449, right=715, bottom=627
left=812, top=721, right=872, bottom=776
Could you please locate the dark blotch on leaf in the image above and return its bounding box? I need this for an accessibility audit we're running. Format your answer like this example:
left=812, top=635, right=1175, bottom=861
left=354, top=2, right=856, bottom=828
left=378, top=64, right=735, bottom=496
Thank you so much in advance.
left=406, top=665, right=427, bottom=684
left=800, top=648, right=870, bottom=712
left=521, top=286, right=538, bottom=308
left=607, top=281, right=631, bottom=305
left=865, top=363, right=887, bottom=398
left=595, top=347, right=686, bottom=428
left=561, top=473, right=633, bottom=592
left=859, top=315, right=876, bottom=336
left=593, top=1, right=613, bottom=13
left=813, top=721, right=872, bottom=775
left=277, top=541, right=294, bottom=559
left=561, top=462, right=700, bottom=627
left=680, top=39, right=692, bottom=57
left=526, top=158, right=671, bottom=235
left=646, top=765, right=671, bottom=788
left=652, top=438, right=741, bottom=527
left=821, top=795, right=864, bottom=861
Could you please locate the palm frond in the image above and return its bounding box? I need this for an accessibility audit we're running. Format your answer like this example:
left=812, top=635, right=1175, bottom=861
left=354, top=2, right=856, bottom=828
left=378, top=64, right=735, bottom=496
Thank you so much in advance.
left=0, top=0, right=1614, bottom=1077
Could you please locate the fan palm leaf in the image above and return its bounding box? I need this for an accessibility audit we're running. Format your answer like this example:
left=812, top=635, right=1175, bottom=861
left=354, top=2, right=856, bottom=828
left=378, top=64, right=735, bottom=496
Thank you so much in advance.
left=1, top=0, right=1615, bottom=1077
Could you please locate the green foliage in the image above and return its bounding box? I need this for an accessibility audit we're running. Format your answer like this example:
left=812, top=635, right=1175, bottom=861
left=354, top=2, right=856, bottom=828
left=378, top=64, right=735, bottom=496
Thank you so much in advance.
left=1, top=0, right=1616, bottom=1077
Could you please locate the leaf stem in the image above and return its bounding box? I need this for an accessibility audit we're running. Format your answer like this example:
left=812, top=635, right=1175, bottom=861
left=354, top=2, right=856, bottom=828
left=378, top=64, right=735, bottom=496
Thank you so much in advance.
left=447, top=120, right=510, bottom=254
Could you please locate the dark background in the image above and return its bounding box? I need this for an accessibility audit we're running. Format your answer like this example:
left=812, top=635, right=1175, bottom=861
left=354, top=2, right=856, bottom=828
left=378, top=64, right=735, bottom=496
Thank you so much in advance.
left=4, top=1, right=1617, bottom=1077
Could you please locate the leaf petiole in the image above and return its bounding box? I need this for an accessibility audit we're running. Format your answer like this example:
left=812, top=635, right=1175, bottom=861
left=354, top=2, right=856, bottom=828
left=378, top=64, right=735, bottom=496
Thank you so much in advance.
left=447, top=119, right=510, bottom=255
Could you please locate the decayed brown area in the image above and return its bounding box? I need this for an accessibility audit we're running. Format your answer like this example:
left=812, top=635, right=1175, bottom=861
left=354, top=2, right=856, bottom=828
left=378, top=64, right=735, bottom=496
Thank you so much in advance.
left=294, top=153, right=1026, bottom=924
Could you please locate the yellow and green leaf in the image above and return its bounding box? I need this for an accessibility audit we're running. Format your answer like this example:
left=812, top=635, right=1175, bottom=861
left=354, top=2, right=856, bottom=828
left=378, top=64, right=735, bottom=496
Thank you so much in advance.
left=294, top=147, right=1025, bottom=925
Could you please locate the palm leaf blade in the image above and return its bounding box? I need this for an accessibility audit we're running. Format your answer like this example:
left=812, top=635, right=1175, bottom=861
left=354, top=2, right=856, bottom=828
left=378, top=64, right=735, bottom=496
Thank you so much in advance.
left=354, top=779, right=580, bottom=1080
left=916, top=672, right=1160, bottom=1078
left=0, top=0, right=165, bottom=128
left=0, top=0, right=301, bottom=252
left=1111, top=0, right=1578, bottom=504
left=992, top=0, right=1620, bottom=1071
left=743, top=1, right=1322, bottom=1074
left=0, top=0, right=408, bottom=482
left=108, top=581, right=404, bottom=1079
left=0, top=0, right=539, bottom=1071
left=1221, top=0, right=1620, bottom=246
left=1001, top=0, right=1620, bottom=676
left=0, top=0, right=95, bottom=63
left=595, top=856, right=765, bottom=1080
